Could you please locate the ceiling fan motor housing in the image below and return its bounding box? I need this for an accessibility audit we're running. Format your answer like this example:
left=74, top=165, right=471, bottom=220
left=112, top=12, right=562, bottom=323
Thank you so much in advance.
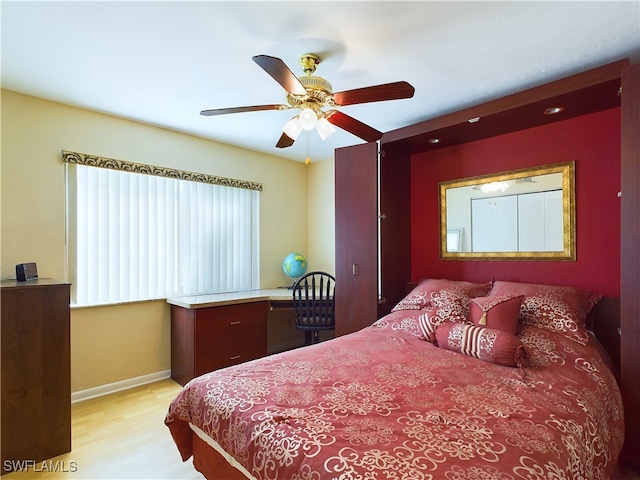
left=285, top=54, right=335, bottom=111
left=298, top=75, right=332, bottom=94
left=287, top=76, right=333, bottom=110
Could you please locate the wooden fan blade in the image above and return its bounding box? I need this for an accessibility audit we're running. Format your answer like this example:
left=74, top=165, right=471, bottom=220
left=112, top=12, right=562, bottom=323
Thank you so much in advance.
left=276, top=132, right=295, bottom=148
left=253, top=55, right=307, bottom=96
left=325, top=110, right=382, bottom=142
left=200, top=104, right=287, bottom=116
left=332, top=81, right=415, bottom=106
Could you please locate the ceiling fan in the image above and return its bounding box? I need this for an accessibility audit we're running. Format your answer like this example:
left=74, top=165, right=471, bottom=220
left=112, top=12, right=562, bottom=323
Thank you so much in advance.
left=200, top=54, right=415, bottom=149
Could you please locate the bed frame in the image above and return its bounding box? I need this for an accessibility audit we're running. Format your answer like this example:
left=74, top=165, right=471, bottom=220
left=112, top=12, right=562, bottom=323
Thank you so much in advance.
left=587, top=296, right=621, bottom=376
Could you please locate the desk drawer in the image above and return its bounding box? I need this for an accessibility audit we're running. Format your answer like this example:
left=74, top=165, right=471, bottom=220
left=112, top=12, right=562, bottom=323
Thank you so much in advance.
left=194, top=302, right=268, bottom=375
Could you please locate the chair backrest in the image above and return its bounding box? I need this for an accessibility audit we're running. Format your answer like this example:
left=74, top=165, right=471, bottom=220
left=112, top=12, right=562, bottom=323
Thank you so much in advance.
left=292, top=271, right=335, bottom=329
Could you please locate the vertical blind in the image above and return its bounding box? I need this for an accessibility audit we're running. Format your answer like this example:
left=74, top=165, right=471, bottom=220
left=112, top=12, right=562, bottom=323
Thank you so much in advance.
left=67, top=162, right=260, bottom=306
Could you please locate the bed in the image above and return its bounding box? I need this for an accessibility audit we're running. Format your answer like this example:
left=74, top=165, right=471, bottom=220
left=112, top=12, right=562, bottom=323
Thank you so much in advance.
left=165, top=279, right=624, bottom=479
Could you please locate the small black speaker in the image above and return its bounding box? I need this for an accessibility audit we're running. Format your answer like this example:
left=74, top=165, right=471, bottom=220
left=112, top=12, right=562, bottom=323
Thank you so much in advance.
left=16, top=262, right=38, bottom=282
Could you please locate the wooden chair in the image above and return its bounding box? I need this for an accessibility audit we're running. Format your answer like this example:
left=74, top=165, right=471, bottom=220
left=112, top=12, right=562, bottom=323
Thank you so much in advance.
left=292, top=271, right=335, bottom=345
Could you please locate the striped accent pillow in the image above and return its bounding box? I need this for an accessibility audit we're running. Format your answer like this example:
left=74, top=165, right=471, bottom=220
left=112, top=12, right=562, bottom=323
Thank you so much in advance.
left=417, top=307, right=441, bottom=343
left=434, top=323, right=527, bottom=368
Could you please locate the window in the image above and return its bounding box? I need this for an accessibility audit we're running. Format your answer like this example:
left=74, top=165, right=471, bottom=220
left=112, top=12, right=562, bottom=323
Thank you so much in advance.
left=64, top=151, right=260, bottom=306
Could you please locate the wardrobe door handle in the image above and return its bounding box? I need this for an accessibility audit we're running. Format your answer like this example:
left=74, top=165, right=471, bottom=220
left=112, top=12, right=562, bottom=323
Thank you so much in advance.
left=230, top=355, right=241, bottom=360
left=230, top=321, right=241, bottom=325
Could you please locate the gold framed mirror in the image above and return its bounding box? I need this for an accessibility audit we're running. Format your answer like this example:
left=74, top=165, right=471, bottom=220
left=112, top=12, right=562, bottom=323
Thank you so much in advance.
left=439, top=161, right=575, bottom=260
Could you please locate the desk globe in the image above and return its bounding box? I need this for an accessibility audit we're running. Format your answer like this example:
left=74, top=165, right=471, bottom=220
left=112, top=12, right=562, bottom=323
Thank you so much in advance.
left=282, top=253, right=308, bottom=283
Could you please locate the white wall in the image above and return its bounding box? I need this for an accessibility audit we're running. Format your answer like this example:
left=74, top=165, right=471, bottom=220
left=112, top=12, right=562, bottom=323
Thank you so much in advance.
left=1, top=89, right=336, bottom=392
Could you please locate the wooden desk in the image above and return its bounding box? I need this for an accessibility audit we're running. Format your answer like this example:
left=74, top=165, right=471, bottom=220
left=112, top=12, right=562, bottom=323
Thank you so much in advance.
left=167, top=288, right=296, bottom=310
left=167, top=289, right=296, bottom=386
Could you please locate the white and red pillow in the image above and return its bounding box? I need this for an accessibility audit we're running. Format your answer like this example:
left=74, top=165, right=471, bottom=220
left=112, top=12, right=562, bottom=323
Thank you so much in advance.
left=487, top=281, right=601, bottom=345
left=416, top=288, right=472, bottom=342
left=392, top=278, right=492, bottom=312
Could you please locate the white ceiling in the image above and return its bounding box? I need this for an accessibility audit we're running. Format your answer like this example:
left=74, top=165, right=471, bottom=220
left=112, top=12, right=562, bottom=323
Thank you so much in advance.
left=2, top=1, right=639, bottom=163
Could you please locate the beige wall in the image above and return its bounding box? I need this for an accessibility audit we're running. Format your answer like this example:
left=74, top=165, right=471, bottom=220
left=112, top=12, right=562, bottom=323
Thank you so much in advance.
left=307, top=158, right=335, bottom=274
left=1, top=89, right=336, bottom=392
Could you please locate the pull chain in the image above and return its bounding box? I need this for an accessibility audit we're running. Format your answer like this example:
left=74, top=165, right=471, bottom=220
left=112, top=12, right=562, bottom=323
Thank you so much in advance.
left=305, top=131, right=311, bottom=165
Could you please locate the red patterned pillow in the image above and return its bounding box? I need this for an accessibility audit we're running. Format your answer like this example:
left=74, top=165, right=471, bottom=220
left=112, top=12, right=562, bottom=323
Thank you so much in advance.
left=468, top=295, right=524, bottom=334
left=488, top=281, right=602, bottom=345
left=392, top=278, right=492, bottom=312
left=417, top=290, right=472, bottom=343
left=431, top=289, right=471, bottom=320
left=435, top=322, right=528, bottom=368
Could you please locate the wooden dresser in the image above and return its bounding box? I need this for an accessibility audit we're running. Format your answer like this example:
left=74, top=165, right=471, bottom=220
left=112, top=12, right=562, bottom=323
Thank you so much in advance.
left=1, top=279, right=71, bottom=474
left=170, top=299, right=269, bottom=386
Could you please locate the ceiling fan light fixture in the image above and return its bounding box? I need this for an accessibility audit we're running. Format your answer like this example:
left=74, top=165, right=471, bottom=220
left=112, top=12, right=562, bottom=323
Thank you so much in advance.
left=298, top=107, right=318, bottom=130
left=283, top=117, right=302, bottom=140
left=316, top=116, right=336, bottom=140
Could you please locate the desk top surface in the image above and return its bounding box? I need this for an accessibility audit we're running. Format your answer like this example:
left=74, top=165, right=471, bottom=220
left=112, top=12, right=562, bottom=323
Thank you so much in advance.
left=166, top=288, right=295, bottom=309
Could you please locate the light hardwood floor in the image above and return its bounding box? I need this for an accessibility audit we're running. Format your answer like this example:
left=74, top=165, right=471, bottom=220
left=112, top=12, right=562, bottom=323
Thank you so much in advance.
left=4, top=379, right=203, bottom=479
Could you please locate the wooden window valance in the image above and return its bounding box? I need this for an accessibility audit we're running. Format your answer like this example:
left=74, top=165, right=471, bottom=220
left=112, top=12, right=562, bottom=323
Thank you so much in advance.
left=61, top=150, right=263, bottom=192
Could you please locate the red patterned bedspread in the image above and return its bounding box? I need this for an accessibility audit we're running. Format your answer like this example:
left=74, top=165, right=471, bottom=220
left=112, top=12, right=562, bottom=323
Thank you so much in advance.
left=165, top=310, right=624, bottom=479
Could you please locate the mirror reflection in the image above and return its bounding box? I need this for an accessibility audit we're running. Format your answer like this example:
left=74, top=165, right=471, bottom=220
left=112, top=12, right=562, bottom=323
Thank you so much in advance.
left=440, top=161, right=575, bottom=260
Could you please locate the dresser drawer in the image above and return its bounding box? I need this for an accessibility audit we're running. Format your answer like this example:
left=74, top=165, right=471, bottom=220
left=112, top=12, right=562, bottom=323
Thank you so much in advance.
left=194, top=301, right=268, bottom=375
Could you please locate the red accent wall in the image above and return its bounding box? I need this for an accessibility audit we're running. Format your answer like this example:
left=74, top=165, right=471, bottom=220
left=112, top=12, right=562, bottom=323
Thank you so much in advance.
left=411, top=107, right=621, bottom=296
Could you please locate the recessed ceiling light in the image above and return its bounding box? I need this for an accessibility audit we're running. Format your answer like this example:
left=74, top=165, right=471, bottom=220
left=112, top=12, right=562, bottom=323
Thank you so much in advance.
left=468, top=117, right=480, bottom=123
left=544, top=106, right=564, bottom=115
left=428, top=138, right=440, bottom=144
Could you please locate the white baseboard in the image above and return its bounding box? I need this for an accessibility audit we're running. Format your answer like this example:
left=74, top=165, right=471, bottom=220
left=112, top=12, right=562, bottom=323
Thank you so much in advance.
left=71, top=369, right=172, bottom=403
